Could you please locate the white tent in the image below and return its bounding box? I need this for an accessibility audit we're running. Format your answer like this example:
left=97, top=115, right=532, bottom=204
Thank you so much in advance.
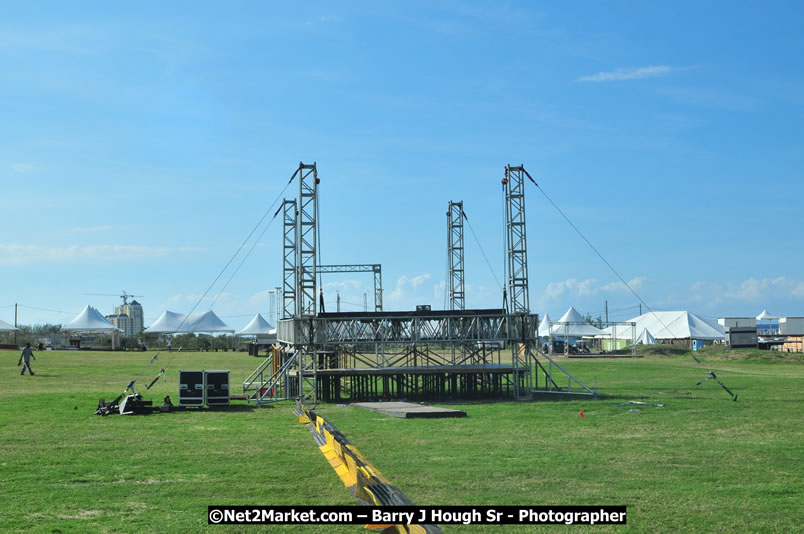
left=603, top=311, right=724, bottom=341
left=755, top=309, right=779, bottom=335
left=634, top=328, right=658, bottom=345
left=547, top=306, right=604, bottom=337
left=186, top=311, right=233, bottom=333
left=537, top=313, right=552, bottom=337
left=237, top=313, right=275, bottom=336
left=756, top=309, right=777, bottom=321
left=0, top=318, right=17, bottom=331
left=63, top=305, right=120, bottom=332
left=145, top=310, right=233, bottom=334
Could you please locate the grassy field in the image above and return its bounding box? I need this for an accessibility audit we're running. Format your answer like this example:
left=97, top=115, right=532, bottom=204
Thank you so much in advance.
left=1, top=348, right=801, bottom=533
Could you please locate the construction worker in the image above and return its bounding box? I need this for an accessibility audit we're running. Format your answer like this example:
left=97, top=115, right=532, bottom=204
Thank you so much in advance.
left=18, top=343, right=36, bottom=376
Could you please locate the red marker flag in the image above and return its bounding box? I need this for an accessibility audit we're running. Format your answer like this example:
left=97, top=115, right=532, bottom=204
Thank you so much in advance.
left=579, top=410, right=584, bottom=418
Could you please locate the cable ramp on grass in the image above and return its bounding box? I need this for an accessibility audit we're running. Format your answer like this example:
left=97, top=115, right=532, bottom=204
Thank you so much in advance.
left=295, top=401, right=442, bottom=533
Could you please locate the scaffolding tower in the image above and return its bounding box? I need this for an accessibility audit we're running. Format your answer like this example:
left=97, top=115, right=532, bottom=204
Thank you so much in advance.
left=447, top=201, right=465, bottom=311
left=504, top=165, right=530, bottom=314
left=295, top=162, right=318, bottom=317
left=282, top=199, right=296, bottom=319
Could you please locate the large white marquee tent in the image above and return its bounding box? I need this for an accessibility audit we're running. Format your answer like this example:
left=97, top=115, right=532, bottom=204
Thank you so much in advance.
left=63, top=305, right=122, bottom=349
left=63, top=305, right=120, bottom=333
left=603, top=311, right=724, bottom=342
left=236, top=313, right=274, bottom=336
left=145, top=310, right=234, bottom=334
left=0, top=318, right=17, bottom=331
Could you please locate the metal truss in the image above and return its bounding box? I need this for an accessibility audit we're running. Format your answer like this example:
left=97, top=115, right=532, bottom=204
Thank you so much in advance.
left=447, top=201, right=465, bottom=311
left=282, top=199, right=296, bottom=319
left=295, top=162, right=318, bottom=316
left=504, top=165, right=530, bottom=314
left=316, top=264, right=383, bottom=312
left=277, top=310, right=538, bottom=401
left=319, top=314, right=510, bottom=345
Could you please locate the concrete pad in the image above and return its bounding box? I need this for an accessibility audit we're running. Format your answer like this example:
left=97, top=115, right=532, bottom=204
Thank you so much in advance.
left=351, top=401, right=466, bottom=419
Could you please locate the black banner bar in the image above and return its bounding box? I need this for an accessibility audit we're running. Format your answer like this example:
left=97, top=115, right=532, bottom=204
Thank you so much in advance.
left=208, top=505, right=627, bottom=526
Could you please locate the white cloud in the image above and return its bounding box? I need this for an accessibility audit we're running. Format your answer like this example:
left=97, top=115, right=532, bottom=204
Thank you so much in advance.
left=388, top=273, right=432, bottom=301
left=543, top=276, right=646, bottom=300
left=10, top=162, right=38, bottom=174
left=600, top=276, right=647, bottom=293
left=577, top=65, right=673, bottom=82
left=0, top=244, right=201, bottom=265
left=433, top=280, right=446, bottom=300
left=544, top=278, right=596, bottom=300
left=723, top=277, right=804, bottom=300
left=410, top=273, right=431, bottom=288
left=323, top=279, right=363, bottom=291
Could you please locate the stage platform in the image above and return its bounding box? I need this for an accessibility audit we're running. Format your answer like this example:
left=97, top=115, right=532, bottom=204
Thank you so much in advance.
left=352, top=401, right=467, bottom=419
left=290, top=364, right=529, bottom=403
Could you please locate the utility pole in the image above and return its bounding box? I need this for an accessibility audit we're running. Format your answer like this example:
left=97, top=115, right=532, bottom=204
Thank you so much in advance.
left=364, top=293, right=367, bottom=312
left=274, top=286, right=281, bottom=324
left=639, top=303, right=642, bottom=316
left=336, top=291, right=341, bottom=313
left=14, top=303, right=18, bottom=347
left=605, top=300, right=608, bottom=324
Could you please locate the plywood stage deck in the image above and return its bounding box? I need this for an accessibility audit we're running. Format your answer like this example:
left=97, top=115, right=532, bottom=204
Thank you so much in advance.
left=351, top=401, right=467, bottom=419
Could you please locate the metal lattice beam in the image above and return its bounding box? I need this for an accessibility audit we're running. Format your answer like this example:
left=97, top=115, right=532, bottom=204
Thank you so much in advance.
left=295, top=162, right=318, bottom=316
left=316, top=264, right=383, bottom=312
left=447, top=201, right=465, bottom=311
left=504, top=165, right=530, bottom=314
left=282, top=199, right=296, bottom=319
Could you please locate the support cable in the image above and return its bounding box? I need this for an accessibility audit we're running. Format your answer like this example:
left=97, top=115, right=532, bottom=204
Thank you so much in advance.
left=462, top=209, right=503, bottom=292
left=527, top=174, right=737, bottom=400
left=501, top=183, right=508, bottom=310
left=125, top=169, right=298, bottom=392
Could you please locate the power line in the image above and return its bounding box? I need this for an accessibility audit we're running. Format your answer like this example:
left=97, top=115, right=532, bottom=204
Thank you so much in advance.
left=18, top=305, right=76, bottom=315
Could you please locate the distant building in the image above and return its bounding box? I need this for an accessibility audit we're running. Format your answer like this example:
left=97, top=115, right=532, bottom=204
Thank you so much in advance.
left=107, top=300, right=144, bottom=336
left=106, top=313, right=130, bottom=335
left=718, top=314, right=804, bottom=352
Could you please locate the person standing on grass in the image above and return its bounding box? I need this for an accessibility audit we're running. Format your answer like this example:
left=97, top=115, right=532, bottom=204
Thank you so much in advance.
left=18, top=342, right=36, bottom=376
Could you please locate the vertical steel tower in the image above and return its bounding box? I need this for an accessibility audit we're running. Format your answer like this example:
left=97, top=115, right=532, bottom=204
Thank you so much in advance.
left=373, top=265, right=383, bottom=313
left=282, top=199, right=296, bottom=319
left=447, top=200, right=465, bottom=311
left=295, top=162, right=318, bottom=317
left=503, top=165, right=530, bottom=314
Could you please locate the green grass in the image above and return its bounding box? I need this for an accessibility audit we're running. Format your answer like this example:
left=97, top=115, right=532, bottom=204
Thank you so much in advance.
left=0, top=349, right=802, bottom=533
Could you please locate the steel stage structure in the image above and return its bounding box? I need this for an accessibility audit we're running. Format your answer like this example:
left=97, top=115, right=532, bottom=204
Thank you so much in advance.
left=243, top=162, right=596, bottom=404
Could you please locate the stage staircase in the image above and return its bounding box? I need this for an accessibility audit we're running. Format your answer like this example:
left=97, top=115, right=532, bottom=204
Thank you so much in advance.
left=242, top=347, right=298, bottom=405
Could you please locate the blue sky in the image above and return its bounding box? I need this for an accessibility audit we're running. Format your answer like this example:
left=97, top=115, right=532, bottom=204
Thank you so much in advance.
left=2, top=1, right=803, bottom=329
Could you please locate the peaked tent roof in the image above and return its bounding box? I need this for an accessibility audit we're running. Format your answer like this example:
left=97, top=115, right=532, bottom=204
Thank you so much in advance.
left=145, top=310, right=233, bottom=334
left=634, top=328, right=658, bottom=345
left=557, top=306, right=586, bottom=324
left=548, top=306, right=604, bottom=337
left=0, top=318, right=18, bottom=331
left=145, top=310, right=186, bottom=333
left=63, top=305, right=120, bottom=332
left=604, top=311, right=724, bottom=341
left=538, top=313, right=552, bottom=337
left=186, top=310, right=233, bottom=333
left=756, top=309, right=778, bottom=321
left=237, top=313, right=275, bottom=336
